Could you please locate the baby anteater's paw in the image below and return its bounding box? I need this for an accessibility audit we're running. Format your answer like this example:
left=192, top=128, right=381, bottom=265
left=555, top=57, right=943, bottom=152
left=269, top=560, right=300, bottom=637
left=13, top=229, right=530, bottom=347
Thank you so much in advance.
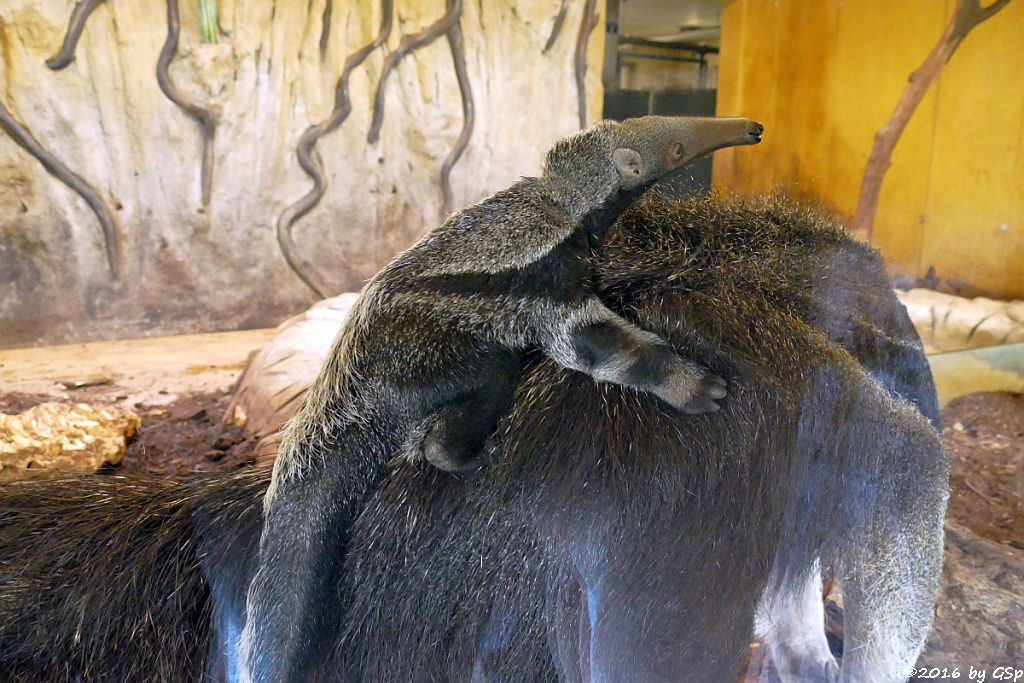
left=422, top=431, right=481, bottom=473
left=653, top=360, right=727, bottom=414
left=413, top=396, right=506, bottom=474
left=680, top=372, right=727, bottom=414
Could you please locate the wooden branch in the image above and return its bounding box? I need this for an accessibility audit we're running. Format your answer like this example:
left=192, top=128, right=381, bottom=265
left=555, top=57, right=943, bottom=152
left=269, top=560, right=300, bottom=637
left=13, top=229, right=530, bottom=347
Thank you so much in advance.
left=850, top=0, right=1014, bottom=241
left=439, top=0, right=473, bottom=218
left=156, top=0, right=218, bottom=207
left=0, top=99, right=120, bottom=279
left=46, top=0, right=107, bottom=70
left=367, top=0, right=461, bottom=144
left=543, top=1, right=568, bottom=54
left=276, top=0, right=394, bottom=298
left=574, top=0, right=599, bottom=129
left=955, top=0, right=1014, bottom=36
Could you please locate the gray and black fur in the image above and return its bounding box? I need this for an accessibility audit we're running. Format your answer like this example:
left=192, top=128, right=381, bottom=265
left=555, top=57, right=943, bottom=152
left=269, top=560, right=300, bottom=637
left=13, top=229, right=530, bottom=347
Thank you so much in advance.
left=241, top=116, right=763, bottom=681
left=0, top=193, right=948, bottom=682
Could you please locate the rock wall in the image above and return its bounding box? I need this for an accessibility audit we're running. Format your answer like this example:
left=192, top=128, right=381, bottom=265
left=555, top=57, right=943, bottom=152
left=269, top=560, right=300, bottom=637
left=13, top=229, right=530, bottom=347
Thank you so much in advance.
left=0, top=0, right=606, bottom=348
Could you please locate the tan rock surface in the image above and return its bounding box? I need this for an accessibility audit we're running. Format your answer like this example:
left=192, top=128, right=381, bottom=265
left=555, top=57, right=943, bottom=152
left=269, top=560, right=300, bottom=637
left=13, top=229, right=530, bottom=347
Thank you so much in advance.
left=225, top=293, right=357, bottom=462
left=0, top=403, right=140, bottom=482
left=0, top=328, right=274, bottom=408
left=898, top=288, right=1024, bottom=353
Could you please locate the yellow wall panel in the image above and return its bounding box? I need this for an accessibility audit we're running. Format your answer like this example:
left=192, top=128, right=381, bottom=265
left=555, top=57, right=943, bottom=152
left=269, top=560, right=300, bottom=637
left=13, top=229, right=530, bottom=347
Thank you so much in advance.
left=830, top=0, right=948, bottom=275
left=715, top=0, right=1024, bottom=298
left=788, top=0, right=838, bottom=201
left=714, top=0, right=749, bottom=188
left=920, top=0, right=1024, bottom=295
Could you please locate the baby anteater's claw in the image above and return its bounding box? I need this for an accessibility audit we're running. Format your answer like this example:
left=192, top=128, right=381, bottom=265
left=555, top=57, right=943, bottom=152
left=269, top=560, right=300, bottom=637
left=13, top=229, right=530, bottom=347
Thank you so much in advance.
left=681, top=373, right=727, bottom=414
left=707, top=374, right=728, bottom=399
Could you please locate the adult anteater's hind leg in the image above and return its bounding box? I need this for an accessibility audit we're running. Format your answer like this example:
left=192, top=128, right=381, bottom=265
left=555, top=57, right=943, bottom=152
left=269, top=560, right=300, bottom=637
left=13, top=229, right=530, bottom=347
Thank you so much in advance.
left=801, top=368, right=948, bottom=683
left=835, top=455, right=947, bottom=683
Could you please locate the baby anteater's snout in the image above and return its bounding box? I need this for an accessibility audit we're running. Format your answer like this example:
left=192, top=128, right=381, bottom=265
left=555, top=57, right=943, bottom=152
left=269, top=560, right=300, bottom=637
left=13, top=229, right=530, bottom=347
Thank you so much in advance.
left=671, top=116, right=766, bottom=164
left=747, top=121, right=764, bottom=143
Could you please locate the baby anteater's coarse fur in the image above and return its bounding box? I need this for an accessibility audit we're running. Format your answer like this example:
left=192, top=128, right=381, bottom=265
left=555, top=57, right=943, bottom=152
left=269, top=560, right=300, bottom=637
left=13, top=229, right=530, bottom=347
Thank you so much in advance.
left=0, top=193, right=947, bottom=682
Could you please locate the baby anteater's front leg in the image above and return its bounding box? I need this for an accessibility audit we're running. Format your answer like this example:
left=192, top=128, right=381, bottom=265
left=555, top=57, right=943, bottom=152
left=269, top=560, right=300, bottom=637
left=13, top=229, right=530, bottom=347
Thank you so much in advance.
left=546, top=299, right=726, bottom=413
left=419, top=366, right=519, bottom=473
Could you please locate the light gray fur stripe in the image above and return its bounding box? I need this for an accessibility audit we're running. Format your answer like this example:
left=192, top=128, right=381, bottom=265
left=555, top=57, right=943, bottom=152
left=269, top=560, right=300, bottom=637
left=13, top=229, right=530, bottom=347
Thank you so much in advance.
left=755, top=560, right=839, bottom=683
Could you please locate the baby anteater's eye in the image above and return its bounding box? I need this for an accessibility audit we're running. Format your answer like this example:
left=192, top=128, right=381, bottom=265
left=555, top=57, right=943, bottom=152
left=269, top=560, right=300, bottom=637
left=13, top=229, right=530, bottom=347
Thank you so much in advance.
left=668, top=142, right=684, bottom=163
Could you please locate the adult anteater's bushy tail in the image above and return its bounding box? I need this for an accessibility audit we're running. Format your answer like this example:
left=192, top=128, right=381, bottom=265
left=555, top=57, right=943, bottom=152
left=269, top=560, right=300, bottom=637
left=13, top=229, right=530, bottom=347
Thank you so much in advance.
left=0, top=468, right=267, bottom=681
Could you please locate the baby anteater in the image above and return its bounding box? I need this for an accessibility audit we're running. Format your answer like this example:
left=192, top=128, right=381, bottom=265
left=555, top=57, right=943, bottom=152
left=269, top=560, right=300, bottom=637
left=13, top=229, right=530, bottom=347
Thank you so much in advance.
left=240, top=116, right=763, bottom=681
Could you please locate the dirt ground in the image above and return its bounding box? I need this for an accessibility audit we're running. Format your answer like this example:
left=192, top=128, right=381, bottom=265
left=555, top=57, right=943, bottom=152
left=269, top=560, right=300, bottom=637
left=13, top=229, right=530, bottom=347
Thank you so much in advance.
left=0, top=330, right=270, bottom=477
left=118, top=389, right=256, bottom=475
left=944, top=391, right=1024, bottom=549
left=0, top=388, right=257, bottom=476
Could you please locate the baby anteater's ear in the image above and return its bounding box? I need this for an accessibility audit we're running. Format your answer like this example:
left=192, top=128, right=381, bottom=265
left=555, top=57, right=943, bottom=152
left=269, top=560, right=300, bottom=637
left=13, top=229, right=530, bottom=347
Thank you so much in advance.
left=612, top=147, right=645, bottom=189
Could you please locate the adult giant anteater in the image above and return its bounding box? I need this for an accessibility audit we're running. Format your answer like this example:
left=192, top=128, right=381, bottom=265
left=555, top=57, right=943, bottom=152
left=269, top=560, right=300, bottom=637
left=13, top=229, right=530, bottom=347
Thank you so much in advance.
left=0, top=193, right=947, bottom=682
